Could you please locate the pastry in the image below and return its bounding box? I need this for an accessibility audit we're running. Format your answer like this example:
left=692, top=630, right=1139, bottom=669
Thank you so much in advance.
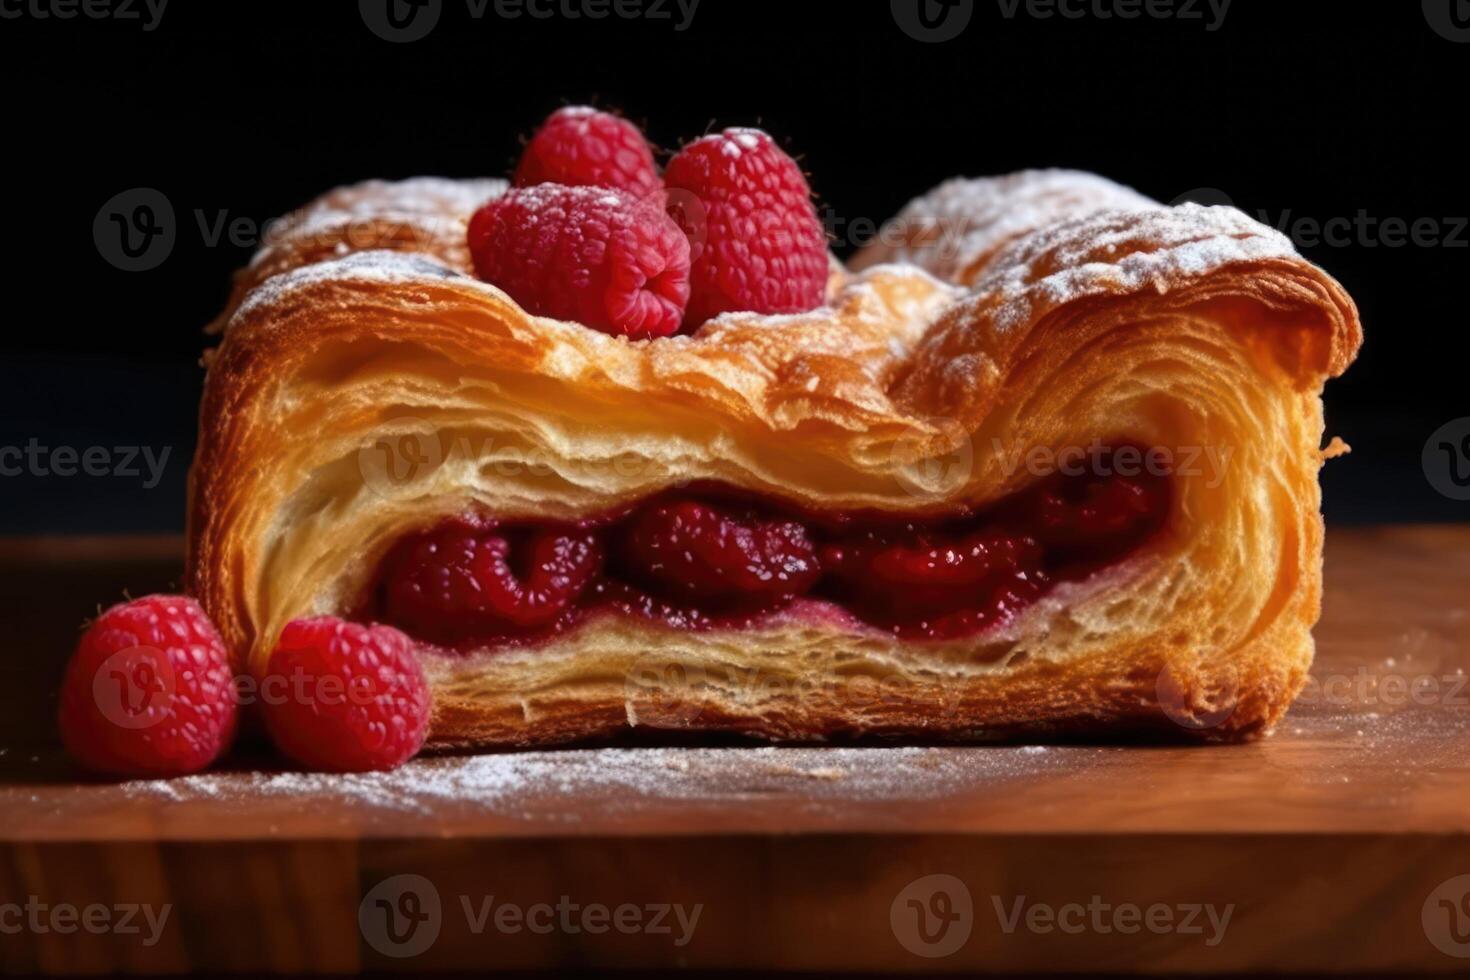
left=188, top=166, right=1361, bottom=747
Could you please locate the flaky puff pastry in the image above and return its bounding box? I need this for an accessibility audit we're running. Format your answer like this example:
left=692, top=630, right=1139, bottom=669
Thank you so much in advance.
left=188, top=169, right=1360, bottom=746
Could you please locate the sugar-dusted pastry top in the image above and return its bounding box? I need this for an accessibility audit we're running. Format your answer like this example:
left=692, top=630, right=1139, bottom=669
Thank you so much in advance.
left=209, top=177, right=508, bottom=332
left=849, top=169, right=1157, bottom=285
left=207, top=169, right=1357, bottom=481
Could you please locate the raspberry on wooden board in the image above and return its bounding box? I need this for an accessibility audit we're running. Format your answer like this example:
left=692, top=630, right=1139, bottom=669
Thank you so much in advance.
left=58, top=595, right=239, bottom=777
left=259, top=617, right=431, bottom=773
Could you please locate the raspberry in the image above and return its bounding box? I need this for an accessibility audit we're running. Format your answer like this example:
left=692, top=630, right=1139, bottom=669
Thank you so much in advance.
left=514, top=106, right=661, bottom=200
left=259, top=617, right=430, bottom=773
left=382, top=522, right=604, bottom=643
left=819, top=529, right=1046, bottom=632
left=663, top=127, right=829, bottom=329
left=468, top=184, right=690, bottom=339
left=619, top=497, right=820, bottom=609
left=58, top=595, right=238, bottom=777
left=1027, top=470, right=1171, bottom=559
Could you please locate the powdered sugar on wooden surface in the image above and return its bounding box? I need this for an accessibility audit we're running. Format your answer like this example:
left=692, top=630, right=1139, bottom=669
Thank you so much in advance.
left=119, top=746, right=1063, bottom=816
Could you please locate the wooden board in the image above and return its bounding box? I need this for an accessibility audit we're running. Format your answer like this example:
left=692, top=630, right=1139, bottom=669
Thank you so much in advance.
left=1, top=527, right=1468, bottom=974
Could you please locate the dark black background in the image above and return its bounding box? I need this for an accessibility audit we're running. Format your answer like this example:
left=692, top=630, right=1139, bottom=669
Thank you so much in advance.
left=1, top=0, right=1465, bottom=532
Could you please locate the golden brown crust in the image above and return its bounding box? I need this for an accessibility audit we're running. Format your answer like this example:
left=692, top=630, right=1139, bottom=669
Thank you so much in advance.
left=187, top=171, right=1361, bottom=746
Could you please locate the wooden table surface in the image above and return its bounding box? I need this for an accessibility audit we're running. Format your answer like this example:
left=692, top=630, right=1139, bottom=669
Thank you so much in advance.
left=2, top=526, right=1468, bottom=975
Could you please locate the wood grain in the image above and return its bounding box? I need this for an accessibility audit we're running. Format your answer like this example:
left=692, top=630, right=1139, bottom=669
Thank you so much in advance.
left=1, top=526, right=1468, bottom=974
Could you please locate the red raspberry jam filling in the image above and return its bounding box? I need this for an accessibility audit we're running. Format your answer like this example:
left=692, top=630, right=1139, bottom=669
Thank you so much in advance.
left=368, top=448, right=1170, bottom=648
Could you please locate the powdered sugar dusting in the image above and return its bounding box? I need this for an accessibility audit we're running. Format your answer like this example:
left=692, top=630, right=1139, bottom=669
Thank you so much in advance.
left=970, top=203, right=1301, bottom=336
left=290, top=176, right=504, bottom=224
left=248, top=176, right=505, bottom=265
left=230, top=250, right=483, bottom=324
left=851, top=169, right=1156, bottom=284
left=118, top=746, right=1061, bottom=818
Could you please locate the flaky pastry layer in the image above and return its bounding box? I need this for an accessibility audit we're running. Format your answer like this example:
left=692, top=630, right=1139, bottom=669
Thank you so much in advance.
left=188, top=169, right=1361, bottom=745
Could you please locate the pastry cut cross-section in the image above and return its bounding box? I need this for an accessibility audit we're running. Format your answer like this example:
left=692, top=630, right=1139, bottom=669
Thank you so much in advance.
left=188, top=169, right=1362, bottom=747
